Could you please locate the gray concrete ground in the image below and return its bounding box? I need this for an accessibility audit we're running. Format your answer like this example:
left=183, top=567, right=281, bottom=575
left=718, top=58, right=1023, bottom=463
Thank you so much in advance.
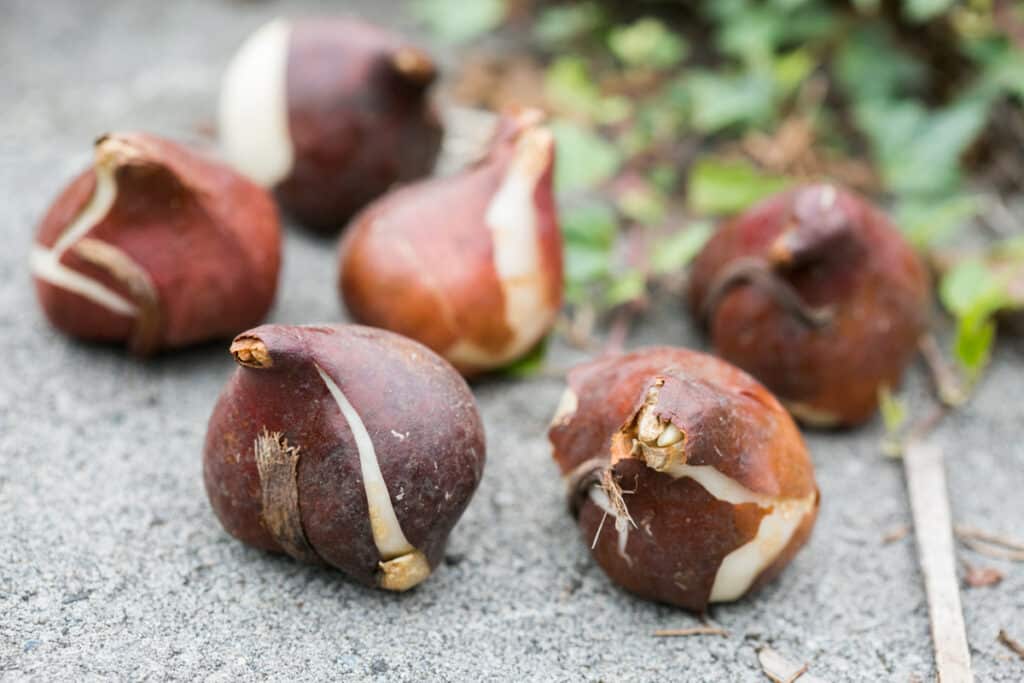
left=1, top=1, right=1022, bottom=681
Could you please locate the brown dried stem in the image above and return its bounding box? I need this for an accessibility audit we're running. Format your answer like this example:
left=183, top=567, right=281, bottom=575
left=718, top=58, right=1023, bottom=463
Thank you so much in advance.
left=998, top=630, right=1024, bottom=662
left=903, top=440, right=974, bottom=681
left=701, top=257, right=834, bottom=329
left=652, top=626, right=728, bottom=638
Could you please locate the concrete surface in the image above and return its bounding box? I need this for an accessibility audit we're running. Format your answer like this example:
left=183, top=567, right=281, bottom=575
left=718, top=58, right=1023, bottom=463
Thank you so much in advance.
left=1, top=1, right=1022, bottom=681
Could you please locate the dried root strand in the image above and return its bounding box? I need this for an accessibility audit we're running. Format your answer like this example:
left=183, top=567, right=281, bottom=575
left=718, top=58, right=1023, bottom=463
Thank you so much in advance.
left=998, top=630, right=1024, bottom=662
left=599, top=467, right=637, bottom=532
left=701, top=256, right=834, bottom=329
left=254, top=429, right=320, bottom=564
left=652, top=626, right=728, bottom=638
left=955, top=525, right=1024, bottom=561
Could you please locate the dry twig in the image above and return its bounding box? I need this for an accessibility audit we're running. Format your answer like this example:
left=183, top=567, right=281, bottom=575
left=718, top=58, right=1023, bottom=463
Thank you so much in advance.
left=903, top=440, right=974, bottom=682
left=955, top=526, right=1024, bottom=553
left=998, top=630, right=1024, bottom=662
left=652, top=626, right=728, bottom=638
left=958, top=538, right=1024, bottom=562
left=757, top=648, right=826, bottom=683
left=882, top=525, right=910, bottom=544
left=918, top=335, right=967, bottom=408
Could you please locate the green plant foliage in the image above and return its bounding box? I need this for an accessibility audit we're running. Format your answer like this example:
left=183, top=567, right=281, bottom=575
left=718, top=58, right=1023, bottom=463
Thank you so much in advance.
left=409, top=0, right=505, bottom=44
left=617, top=183, right=667, bottom=225
left=834, top=24, right=925, bottom=102
left=685, top=70, right=776, bottom=133
left=940, top=258, right=1014, bottom=377
left=500, top=336, right=549, bottom=378
left=688, top=158, right=792, bottom=215
left=411, top=0, right=1023, bottom=369
left=855, top=98, right=989, bottom=196
left=560, top=200, right=617, bottom=304
left=550, top=121, right=623, bottom=194
left=878, top=385, right=908, bottom=457
left=896, top=194, right=980, bottom=250
left=533, top=2, right=605, bottom=46
left=650, top=222, right=715, bottom=276
left=903, top=0, right=955, bottom=23
left=608, top=18, right=688, bottom=69
left=605, top=269, right=647, bottom=307
left=544, top=57, right=632, bottom=124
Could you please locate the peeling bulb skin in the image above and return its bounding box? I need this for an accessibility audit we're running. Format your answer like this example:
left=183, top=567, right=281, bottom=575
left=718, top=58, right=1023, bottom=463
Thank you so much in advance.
left=32, top=133, right=281, bottom=355
left=549, top=347, right=819, bottom=612
left=687, top=184, right=930, bottom=427
left=219, top=18, right=443, bottom=232
left=202, top=324, right=486, bottom=591
left=338, top=108, right=563, bottom=376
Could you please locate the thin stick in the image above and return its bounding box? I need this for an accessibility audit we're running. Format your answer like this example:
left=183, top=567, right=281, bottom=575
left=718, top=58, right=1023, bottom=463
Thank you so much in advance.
left=955, top=526, right=1024, bottom=552
left=757, top=648, right=826, bottom=683
left=998, top=630, right=1024, bottom=661
left=918, top=335, right=966, bottom=407
left=903, top=440, right=974, bottom=682
left=652, top=626, right=728, bottom=638
left=958, top=538, right=1024, bottom=562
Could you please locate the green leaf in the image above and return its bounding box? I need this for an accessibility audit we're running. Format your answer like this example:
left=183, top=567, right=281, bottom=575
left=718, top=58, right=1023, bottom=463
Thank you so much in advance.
left=565, top=245, right=612, bottom=290
left=562, top=200, right=618, bottom=302
left=500, top=336, right=549, bottom=378
left=650, top=222, right=715, bottom=275
left=605, top=269, right=647, bottom=307
left=533, top=3, right=604, bottom=46
left=940, top=246, right=1024, bottom=378
left=855, top=98, right=988, bottom=196
left=878, top=385, right=908, bottom=457
left=879, top=385, right=907, bottom=432
left=715, top=6, right=785, bottom=65
left=714, top=3, right=834, bottom=66
left=617, top=184, right=666, bottom=225
left=939, top=259, right=1008, bottom=318
left=560, top=200, right=618, bottom=249
left=941, top=260, right=1003, bottom=376
left=903, top=0, right=954, bottom=23
left=772, top=48, right=816, bottom=96
left=688, top=158, right=792, bottom=215
left=608, top=18, right=688, bottom=69
left=545, top=56, right=601, bottom=117
left=550, top=121, right=622, bottom=194
left=649, top=165, right=679, bottom=194
left=953, top=312, right=996, bottom=378
left=835, top=25, right=924, bottom=102
left=850, top=0, right=881, bottom=12
left=686, top=71, right=776, bottom=133
left=971, top=39, right=1024, bottom=101
left=409, top=0, right=505, bottom=44
left=896, top=194, right=979, bottom=250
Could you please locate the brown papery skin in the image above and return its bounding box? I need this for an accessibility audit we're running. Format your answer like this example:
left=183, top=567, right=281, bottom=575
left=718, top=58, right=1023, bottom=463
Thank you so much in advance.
left=549, top=347, right=819, bottom=611
left=203, top=324, right=486, bottom=588
left=277, top=19, right=443, bottom=232
left=687, top=184, right=930, bottom=427
left=34, top=133, right=280, bottom=355
left=338, top=110, right=562, bottom=376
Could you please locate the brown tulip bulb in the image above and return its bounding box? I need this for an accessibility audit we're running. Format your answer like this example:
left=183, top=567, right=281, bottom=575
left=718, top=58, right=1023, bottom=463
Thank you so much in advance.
left=203, top=324, right=486, bottom=592
left=218, top=18, right=443, bottom=232
left=549, top=347, right=819, bottom=612
left=338, top=109, right=563, bottom=376
left=687, top=184, right=930, bottom=427
left=31, top=133, right=281, bottom=355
